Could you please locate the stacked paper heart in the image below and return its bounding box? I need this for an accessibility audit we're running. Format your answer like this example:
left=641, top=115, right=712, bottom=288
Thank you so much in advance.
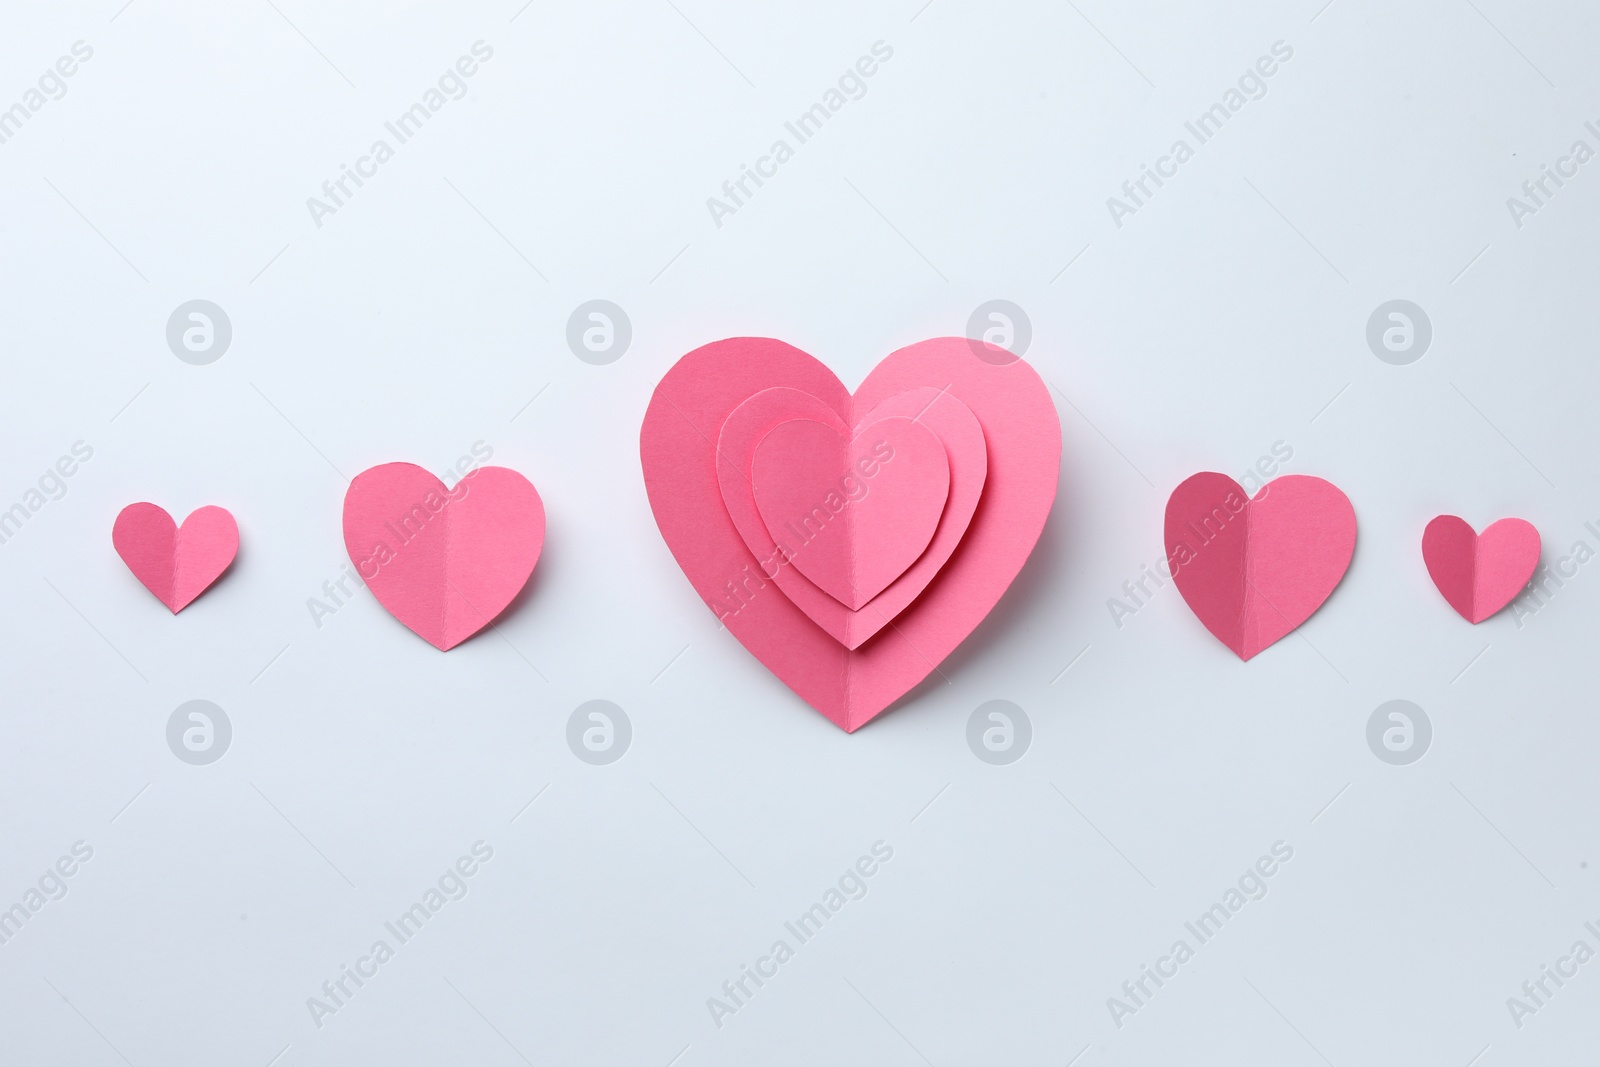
left=641, top=337, right=1061, bottom=732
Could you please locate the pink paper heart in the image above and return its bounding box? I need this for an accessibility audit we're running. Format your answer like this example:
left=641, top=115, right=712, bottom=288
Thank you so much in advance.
left=342, top=462, right=545, bottom=650
left=1165, top=473, right=1356, bottom=660
left=1422, top=515, right=1540, bottom=623
left=113, top=503, right=239, bottom=613
left=641, top=337, right=1060, bottom=732
left=716, top=385, right=987, bottom=649
left=751, top=415, right=950, bottom=610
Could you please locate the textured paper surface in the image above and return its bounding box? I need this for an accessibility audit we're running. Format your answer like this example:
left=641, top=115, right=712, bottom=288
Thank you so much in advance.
left=1165, top=473, right=1356, bottom=660
left=342, top=463, right=545, bottom=650
left=641, top=336, right=1060, bottom=731
left=716, top=384, right=988, bottom=649
left=112, top=502, right=239, bottom=613
left=1422, top=515, right=1540, bottom=623
left=751, top=415, right=949, bottom=609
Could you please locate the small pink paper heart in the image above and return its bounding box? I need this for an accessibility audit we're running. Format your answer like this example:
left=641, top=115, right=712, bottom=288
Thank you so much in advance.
left=1422, top=515, right=1540, bottom=623
left=342, top=462, right=545, bottom=650
left=751, top=416, right=950, bottom=610
left=1165, top=473, right=1356, bottom=660
left=113, top=503, right=239, bottom=613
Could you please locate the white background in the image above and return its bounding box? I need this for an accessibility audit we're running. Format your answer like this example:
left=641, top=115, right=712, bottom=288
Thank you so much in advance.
left=1, top=1, right=1597, bottom=1064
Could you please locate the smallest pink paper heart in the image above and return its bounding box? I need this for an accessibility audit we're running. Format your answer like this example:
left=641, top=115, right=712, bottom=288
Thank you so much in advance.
left=1422, top=515, right=1540, bottom=623
left=113, top=503, right=239, bottom=613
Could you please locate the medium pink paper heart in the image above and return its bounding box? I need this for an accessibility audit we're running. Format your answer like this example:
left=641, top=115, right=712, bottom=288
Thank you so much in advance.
left=641, top=337, right=1060, bottom=732
left=113, top=503, right=239, bottom=613
left=1165, top=473, right=1356, bottom=660
left=716, top=385, right=987, bottom=649
left=751, top=415, right=950, bottom=609
left=1422, top=515, right=1539, bottom=623
left=342, top=462, right=545, bottom=650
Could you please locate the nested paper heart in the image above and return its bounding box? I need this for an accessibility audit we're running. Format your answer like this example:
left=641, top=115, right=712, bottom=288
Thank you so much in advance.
left=642, top=336, right=1060, bottom=732
left=716, top=385, right=987, bottom=648
left=751, top=414, right=950, bottom=610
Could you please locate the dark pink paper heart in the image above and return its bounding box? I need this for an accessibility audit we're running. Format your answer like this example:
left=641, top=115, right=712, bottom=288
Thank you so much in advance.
left=342, top=462, right=545, bottom=650
left=1165, top=473, right=1356, bottom=660
left=113, top=502, right=239, bottom=613
left=641, top=337, right=1061, bottom=732
left=1422, top=515, right=1540, bottom=623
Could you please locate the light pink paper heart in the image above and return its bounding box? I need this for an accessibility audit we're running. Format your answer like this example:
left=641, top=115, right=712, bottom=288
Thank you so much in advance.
left=1165, top=473, right=1356, bottom=660
left=642, top=337, right=1060, bottom=732
left=342, top=462, right=545, bottom=650
left=113, top=503, right=239, bottom=613
left=716, top=385, right=988, bottom=649
left=1422, top=515, right=1540, bottom=623
left=751, top=415, right=950, bottom=610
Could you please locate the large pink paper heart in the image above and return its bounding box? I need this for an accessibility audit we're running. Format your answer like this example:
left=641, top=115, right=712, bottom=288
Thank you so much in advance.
left=716, top=385, right=987, bottom=649
left=113, top=503, right=239, bottom=613
left=1165, top=473, right=1356, bottom=660
left=751, top=415, right=950, bottom=610
left=342, top=462, right=545, bottom=650
left=1422, top=515, right=1539, bottom=623
left=641, top=337, right=1060, bottom=732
